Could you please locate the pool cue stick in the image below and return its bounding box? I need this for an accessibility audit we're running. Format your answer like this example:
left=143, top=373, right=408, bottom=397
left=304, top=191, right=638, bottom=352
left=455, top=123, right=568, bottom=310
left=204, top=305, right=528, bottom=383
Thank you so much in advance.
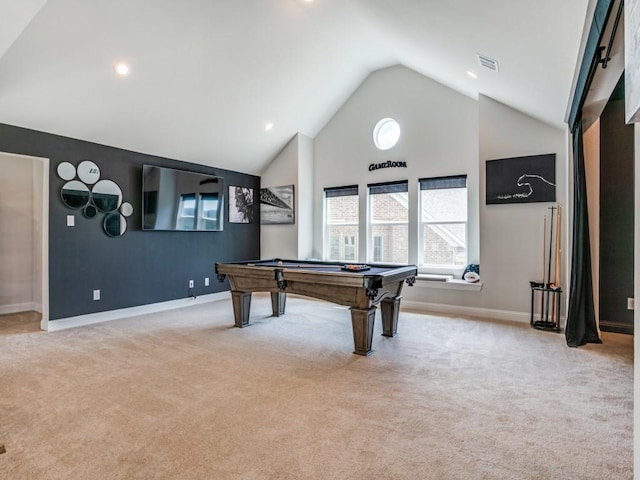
left=551, top=207, right=557, bottom=320
left=553, top=204, right=562, bottom=323
left=547, top=206, right=555, bottom=286
left=545, top=206, right=555, bottom=322
left=541, top=215, right=546, bottom=319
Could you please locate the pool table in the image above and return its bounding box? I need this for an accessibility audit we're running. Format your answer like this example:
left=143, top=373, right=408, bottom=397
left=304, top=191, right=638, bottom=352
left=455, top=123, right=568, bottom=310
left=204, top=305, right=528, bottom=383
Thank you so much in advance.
left=215, top=259, right=417, bottom=355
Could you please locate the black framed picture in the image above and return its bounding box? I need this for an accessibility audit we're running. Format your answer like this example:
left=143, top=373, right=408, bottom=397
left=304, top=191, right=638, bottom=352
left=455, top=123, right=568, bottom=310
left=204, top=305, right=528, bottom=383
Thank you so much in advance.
left=486, top=154, right=556, bottom=205
left=228, top=186, right=254, bottom=224
left=260, top=185, right=295, bottom=224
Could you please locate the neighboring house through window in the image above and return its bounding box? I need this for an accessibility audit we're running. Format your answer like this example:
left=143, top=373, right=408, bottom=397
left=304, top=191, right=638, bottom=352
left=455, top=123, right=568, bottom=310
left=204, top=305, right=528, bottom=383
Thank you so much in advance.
left=368, top=181, right=408, bottom=264
left=324, top=185, right=359, bottom=262
left=419, top=175, right=467, bottom=270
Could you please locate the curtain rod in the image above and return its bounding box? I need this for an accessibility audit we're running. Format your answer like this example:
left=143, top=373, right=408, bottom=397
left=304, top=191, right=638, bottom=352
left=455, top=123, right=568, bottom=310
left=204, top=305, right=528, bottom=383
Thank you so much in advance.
left=598, top=0, right=624, bottom=68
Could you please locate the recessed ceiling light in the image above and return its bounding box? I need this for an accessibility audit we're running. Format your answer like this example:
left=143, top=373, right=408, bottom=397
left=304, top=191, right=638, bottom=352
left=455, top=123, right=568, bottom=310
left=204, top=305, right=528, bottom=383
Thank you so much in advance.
left=114, top=62, right=130, bottom=76
left=265, top=122, right=273, bottom=131
left=467, top=71, right=478, bottom=79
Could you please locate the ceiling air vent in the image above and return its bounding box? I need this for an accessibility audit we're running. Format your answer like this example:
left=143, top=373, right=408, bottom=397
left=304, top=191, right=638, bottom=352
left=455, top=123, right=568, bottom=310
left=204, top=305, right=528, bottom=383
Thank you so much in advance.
left=477, top=54, right=499, bottom=72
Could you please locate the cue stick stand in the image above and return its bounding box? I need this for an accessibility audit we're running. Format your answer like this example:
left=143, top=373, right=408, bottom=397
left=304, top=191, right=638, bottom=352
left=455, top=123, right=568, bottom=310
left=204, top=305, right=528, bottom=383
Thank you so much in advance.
left=529, top=282, right=562, bottom=332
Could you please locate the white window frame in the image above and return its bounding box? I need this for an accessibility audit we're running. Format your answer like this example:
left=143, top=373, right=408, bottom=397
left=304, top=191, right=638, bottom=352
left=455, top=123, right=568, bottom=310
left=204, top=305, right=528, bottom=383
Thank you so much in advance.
left=343, top=235, right=356, bottom=261
left=177, top=193, right=197, bottom=230
left=372, top=235, right=383, bottom=262
left=323, top=185, right=359, bottom=262
left=418, top=175, right=468, bottom=276
left=367, top=181, right=409, bottom=265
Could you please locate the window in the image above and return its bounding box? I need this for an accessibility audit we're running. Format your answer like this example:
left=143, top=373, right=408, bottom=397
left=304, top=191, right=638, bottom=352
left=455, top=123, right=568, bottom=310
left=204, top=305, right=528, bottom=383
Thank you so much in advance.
left=177, top=194, right=196, bottom=229
left=325, top=185, right=359, bottom=262
left=373, top=235, right=383, bottom=262
left=344, top=235, right=356, bottom=261
left=368, top=181, right=408, bottom=264
left=419, top=175, right=467, bottom=268
left=198, top=193, right=219, bottom=230
left=373, top=118, right=400, bottom=150
left=177, top=192, right=220, bottom=230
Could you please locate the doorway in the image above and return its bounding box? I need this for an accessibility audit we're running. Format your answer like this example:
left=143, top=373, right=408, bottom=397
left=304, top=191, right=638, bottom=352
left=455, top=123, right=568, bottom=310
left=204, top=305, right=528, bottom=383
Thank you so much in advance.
left=599, top=77, right=635, bottom=333
left=0, top=151, right=49, bottom=329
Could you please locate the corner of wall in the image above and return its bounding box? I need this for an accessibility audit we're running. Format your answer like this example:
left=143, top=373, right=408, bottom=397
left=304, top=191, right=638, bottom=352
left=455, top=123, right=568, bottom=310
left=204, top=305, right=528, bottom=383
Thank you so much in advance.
left=260, top=133, right=315, bottom=260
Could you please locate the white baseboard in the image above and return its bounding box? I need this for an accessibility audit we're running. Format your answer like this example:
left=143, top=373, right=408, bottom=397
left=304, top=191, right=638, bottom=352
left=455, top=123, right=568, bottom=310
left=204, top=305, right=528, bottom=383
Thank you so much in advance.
left=42, top=293, right=562, bottom=332
left=44, top=291, right=231, bottom=332
left=401, top=300, right=532, bottom=324
left=0, top=302, right=39, bottom=316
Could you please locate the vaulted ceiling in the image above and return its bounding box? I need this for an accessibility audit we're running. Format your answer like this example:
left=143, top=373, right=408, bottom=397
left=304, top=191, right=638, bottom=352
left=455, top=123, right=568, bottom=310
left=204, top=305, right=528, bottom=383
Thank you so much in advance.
left=0, top=0, right=591, bottom=174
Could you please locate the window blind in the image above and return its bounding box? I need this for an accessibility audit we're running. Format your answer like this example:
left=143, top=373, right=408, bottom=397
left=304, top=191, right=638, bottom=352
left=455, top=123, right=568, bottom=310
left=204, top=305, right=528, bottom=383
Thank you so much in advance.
left=419, top=175, right=466, bottom=190
left=324, top=185, right=358, bottom=198
left=367, top=180, right=408, bottom=195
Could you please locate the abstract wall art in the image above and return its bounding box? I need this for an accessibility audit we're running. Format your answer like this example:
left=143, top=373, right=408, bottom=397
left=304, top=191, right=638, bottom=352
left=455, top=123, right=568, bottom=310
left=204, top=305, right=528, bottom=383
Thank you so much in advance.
left=486, top=154, right=556, bottom=205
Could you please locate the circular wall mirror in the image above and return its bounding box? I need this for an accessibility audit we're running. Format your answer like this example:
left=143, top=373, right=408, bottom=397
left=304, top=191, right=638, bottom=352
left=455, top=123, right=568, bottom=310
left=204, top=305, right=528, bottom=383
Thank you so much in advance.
left=77, top=160, right=101, bottom=184
left=57, top=162, right=76, bottom=181
left=120, top=202, right=133, bottom=217
left=92, top=179, right=122, bottom=212
left=84, top=204, right=97, bottom=218
left=61, top=180, right=91, bottom=209
left=103, top=213, right=127, bottom=237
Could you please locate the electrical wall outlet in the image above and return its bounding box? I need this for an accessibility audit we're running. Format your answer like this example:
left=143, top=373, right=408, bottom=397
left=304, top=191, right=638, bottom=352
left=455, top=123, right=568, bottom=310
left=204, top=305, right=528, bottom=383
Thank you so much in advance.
left=628, top=298, right=635, bottom=310
left=93, top=289, right=100, bottom=301
left=205, top=277, right=209, bottom=286
left=189, top=280, right=194, bottom=288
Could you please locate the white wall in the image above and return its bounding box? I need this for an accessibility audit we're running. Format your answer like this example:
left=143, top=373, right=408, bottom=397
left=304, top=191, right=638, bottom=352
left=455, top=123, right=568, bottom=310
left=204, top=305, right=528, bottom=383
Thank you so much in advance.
left=32, top=158, right=44, bottom=312
left=297, top=134, right=314, bottom=259
left=583, top=119, right=600, bottom=324
left=311, top=65, right=568, bottom=319
left=0, top=152, right=36, bottom=313
left=477, top=95, right=568, bottom=315
left=313, top=65, right=479, bottom=265
left=260, top=133, right=314, bottom=259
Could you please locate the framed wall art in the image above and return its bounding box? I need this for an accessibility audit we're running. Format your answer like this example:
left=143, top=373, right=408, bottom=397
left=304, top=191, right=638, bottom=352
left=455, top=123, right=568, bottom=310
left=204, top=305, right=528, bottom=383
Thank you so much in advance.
left=228, top=186, right=254, bottom=224
left=486, top=153, right=556, bottom=205
left=260, top=185, right=295, bottom=224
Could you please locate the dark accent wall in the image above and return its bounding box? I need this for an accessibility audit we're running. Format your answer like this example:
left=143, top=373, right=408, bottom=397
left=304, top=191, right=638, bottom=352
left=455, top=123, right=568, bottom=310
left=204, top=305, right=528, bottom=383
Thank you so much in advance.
left=0, top=123, right=260, bottom=320
left=599, top=78, right=634, bottom=334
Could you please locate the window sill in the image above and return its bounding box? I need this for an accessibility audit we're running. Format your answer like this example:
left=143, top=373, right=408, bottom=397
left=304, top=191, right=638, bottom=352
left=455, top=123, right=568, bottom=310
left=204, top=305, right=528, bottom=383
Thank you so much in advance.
left=414, top=275, right=482, bottom=291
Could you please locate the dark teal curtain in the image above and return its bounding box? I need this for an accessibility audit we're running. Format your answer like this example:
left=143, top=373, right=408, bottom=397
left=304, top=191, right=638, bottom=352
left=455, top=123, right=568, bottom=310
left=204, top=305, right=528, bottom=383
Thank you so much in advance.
left=564, top=0, right=614, bottom=347
left=565, top=121, right=601, bottom=347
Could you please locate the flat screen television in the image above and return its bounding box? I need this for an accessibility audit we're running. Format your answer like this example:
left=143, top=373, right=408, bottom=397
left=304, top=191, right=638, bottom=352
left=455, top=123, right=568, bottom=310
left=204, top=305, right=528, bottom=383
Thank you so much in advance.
left=142, top=164, right=224, bottom=231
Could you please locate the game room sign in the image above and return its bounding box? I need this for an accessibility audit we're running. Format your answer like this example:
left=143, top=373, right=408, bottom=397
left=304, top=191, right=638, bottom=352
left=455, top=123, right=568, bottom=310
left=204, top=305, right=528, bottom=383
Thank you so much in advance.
left=368, top=160, right=408, bottom=172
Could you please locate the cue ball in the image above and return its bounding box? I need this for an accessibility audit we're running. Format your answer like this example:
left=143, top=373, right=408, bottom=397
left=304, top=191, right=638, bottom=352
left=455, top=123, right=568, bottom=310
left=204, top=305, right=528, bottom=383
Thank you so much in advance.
left=277, top=261, right=283, bottom=266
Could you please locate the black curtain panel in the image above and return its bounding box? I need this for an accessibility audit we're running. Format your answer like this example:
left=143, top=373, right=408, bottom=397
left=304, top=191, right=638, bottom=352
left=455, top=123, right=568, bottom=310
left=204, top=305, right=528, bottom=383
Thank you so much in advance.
left=565, top=121, right=601, bottom=347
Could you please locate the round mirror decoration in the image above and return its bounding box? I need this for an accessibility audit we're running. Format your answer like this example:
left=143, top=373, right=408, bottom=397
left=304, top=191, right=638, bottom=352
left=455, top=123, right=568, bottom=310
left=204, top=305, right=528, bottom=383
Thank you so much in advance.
left=103, top=213, right=127, bottom=237
left=92, top=179, right=122, bottom=213
left=57, top=160, right=132, bottom=237
left=57, top=161, right=76, bottom=181
left=61, top=180, right=91, bottom=209
left=77, top=160, right=101, bottom=184
left=120, top=202, right=133, bottom=217
left=84, top=204, right=97, bottom=218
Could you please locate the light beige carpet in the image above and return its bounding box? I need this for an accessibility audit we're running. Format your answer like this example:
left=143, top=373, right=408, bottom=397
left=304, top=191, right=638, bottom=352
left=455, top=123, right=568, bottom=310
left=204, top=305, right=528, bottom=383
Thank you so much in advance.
left=0, top=295, right=633, bottom=479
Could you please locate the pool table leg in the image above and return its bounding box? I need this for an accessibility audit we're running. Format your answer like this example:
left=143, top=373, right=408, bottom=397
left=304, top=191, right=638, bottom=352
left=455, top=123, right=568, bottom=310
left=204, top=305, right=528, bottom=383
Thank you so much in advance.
left=231, top=291, right=252, bottom=328
left=270, top=291, right=286, bottom=317
left=350, top=306, right=376, bottom=356
left=380, top=296, right=401, bottom=337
